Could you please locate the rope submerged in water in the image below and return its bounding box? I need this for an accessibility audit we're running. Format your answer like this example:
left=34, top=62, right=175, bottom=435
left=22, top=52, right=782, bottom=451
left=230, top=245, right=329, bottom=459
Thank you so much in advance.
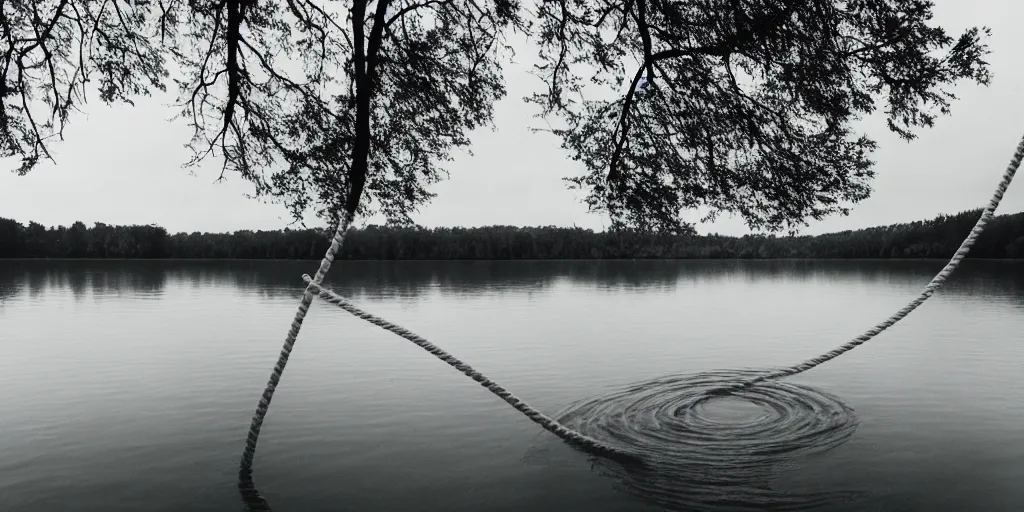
left=238, top=212, right=356, bottom=509
left=239, top=132, right=1024, bottom=507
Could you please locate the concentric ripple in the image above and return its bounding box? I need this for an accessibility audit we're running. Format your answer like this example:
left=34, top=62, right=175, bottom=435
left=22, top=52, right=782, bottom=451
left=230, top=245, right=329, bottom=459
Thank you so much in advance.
left=554, top=369, right=861, bottom=511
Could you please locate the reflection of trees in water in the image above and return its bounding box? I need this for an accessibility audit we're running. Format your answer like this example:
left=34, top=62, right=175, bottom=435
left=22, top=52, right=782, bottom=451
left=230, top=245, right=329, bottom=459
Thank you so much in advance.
left=207, top=260, right=696, bottom=299
left=0, top=260, right=1022, bottom=304
left=153, top=259, right=1024, bottom=305
left=0, top=260, right=168, bottom=301
left=187, top=260, right=565, bottom=300
left=728, top=260, right=946, bottom=288
left=0, top=274, right=19, bottom=305
left=934, top=260, right=1024, bottom=300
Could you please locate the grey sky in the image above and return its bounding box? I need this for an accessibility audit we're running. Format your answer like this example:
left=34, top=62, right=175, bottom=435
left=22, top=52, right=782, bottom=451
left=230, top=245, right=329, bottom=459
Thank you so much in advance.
left=0, top=0, right=1021, bottom=236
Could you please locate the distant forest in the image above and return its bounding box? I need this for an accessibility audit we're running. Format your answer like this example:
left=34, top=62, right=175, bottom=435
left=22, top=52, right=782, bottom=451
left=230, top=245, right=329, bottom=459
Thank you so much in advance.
left=2, top=210, right=1024, bottom=260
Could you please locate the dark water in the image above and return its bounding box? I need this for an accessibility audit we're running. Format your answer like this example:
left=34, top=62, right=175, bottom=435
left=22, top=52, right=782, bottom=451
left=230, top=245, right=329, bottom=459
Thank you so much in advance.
left=2, top=259, right=1024, bottom=512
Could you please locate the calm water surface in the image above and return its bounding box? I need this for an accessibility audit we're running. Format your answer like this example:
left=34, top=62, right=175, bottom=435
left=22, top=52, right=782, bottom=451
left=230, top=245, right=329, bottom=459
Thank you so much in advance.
left=2, top=259, right=1024, bottom=511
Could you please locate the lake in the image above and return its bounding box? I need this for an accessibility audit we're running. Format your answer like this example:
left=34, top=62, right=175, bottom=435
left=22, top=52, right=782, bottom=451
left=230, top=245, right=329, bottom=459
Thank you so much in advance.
left=2, top=259, right=1024, bottom=512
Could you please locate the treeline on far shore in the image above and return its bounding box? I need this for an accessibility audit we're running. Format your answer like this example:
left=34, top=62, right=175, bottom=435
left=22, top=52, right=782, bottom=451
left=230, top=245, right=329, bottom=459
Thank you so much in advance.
left=1, top=209, right=1024, bottom=260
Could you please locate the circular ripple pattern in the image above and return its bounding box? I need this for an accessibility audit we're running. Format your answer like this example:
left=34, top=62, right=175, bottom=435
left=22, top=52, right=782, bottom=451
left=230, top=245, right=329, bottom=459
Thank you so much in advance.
left=555, top=369, right=861, bottom=512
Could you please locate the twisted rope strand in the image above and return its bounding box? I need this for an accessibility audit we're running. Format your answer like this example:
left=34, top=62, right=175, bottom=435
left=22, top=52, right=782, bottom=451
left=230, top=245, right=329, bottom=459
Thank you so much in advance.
left=717, top=133, right=1024, bottom=393
left=240, top=132, right=1023, bottom=504
left=300, top=275, right=640, bottom=462
left=238, top=212, right=356, bottom=504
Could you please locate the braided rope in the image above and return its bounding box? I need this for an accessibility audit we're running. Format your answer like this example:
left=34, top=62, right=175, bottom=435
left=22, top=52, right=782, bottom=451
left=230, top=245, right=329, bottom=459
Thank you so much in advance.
left=238, top=212, right=356, bottom=509
left=300, top=275, right=640, bottom=462
left=713, top=133, right=1024, bottom=394
left=240, top=133, right=1023, bottom=503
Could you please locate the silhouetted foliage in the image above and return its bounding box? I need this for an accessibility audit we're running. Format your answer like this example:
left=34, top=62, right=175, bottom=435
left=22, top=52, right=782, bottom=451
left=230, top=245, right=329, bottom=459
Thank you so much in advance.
left=3, top=209, right=1023, bottom=260
left=3, top=1, right=990, bottom=235
left=530, top=0, right=991, bottom=233
left=2, top=0, right=522, bottom=226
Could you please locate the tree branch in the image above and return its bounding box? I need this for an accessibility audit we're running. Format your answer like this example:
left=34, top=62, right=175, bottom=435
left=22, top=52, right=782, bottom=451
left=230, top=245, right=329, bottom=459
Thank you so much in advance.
left=606, top=43, right=733, bottom=187
left=221, top=0, right=245, bottom=155
left=385, top=1, right=450, bottom=30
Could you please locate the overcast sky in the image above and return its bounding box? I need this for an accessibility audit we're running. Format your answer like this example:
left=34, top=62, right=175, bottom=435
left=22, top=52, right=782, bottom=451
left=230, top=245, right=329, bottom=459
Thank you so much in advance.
left=1, top=0, right=1022, bottom=236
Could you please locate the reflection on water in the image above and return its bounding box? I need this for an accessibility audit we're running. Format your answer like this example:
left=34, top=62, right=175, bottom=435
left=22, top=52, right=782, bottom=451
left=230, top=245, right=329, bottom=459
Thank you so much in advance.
left=3, top=258, right=1023, bottom=303
left=1, top=259, right=1024, bottom=512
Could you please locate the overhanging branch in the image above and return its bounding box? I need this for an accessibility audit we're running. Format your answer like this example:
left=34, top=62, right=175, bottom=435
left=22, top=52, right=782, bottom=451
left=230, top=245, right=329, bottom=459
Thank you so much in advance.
left=606, top=43, right=732, bottom=188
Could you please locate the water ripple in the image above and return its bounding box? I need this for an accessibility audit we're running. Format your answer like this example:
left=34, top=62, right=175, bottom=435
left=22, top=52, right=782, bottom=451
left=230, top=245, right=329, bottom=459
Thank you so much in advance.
left=555, top=369, right=860, bottom=511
